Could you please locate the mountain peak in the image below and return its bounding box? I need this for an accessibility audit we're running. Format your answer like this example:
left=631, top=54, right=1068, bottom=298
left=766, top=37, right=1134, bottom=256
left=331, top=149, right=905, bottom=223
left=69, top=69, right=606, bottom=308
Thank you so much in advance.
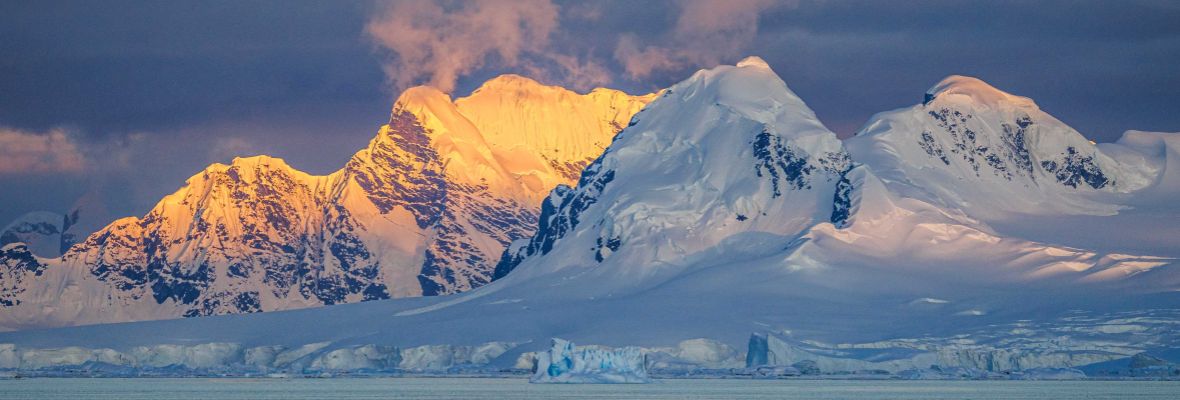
left=475, top=74, right=549, bottom=91
left=924, top=75, right=1037, bottom=109
left=494, top=55, right=848, bottom=281
left=185, top=154, right=322, bottom=193
left=392, top=86, right=454, bottom=119
left=453, top=74, right=655, bottom=171
left=462, top=74, right=575, bottom=104
left=671, top=55, right=822, bottom=135
left=229, top=154, right=292, bottom=169
left=196, top=155, right=293, bottom=174
left=736, top=56, right=771, bottom=69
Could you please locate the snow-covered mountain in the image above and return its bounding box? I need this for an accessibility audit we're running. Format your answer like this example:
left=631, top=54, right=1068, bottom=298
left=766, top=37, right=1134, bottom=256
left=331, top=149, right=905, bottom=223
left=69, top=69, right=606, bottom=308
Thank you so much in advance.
left=0, top=58, right=1176, bottom=377
left=847, top=75, right=1156, bottom=218
left=794, top=75, right=1180, bottom=292
left=1, top=212, right=69, bottom=259
left=494, top=56, right=850, bottom=282
left=0, top=191, right=111, bottom=259
left=0, top=75, right=654, bottom=331
left=483, top=58, right=1179, bottom=334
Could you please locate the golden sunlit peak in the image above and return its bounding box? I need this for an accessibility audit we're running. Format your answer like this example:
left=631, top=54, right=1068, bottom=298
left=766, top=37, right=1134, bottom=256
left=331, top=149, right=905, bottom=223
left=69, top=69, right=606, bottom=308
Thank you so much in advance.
left=230, top=154, right=289, bottom=167
left=736, top=56, right=771, bottom=69
left=478, top=73, right=547, bottom=89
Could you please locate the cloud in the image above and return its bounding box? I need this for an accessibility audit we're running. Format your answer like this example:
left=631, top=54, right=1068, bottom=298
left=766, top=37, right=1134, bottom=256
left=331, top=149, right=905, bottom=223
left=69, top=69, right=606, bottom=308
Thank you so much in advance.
left=0, top=127, right=86, bottom=174
left=613, top=0, right=786, bottom=79
left=563, top=2, right=605, bottom=22
left=367, top=0, right=549, bottom=93
left=366, top=0, right=616, bottom=93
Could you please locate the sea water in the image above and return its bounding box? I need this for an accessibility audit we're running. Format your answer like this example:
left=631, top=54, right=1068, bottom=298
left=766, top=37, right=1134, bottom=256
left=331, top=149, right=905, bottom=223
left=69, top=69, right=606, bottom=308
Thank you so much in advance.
left=1, top=378, right=1178, bottom=399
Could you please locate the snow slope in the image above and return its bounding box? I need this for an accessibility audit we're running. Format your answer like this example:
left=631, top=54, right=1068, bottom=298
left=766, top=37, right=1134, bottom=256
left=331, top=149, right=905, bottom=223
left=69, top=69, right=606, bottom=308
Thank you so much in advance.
left=0, top=76, right=653, bottom=331
left=0, top=59, right=1176, bottom=376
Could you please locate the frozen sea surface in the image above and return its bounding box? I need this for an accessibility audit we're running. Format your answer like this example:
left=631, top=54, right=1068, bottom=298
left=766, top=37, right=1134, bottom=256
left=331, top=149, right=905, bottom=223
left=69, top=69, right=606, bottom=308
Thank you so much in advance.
left=1, top=378, right=1178, bottom=400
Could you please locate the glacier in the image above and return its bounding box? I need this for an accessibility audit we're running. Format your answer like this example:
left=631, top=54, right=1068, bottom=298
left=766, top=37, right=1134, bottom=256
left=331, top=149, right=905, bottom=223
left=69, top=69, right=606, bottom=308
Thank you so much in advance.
left=529, top=338, right=650, bottom=384
left=0, top=57, right=1177, bottom=379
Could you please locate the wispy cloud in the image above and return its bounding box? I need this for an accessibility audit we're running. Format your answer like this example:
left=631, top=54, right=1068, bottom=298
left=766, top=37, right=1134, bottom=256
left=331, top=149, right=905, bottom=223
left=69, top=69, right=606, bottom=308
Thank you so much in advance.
left=0, top=127, right=86, bottom=174
left=365, top=0, right=790, bottom=93
left=614, top=0, right=787, bottom=79
left=366, top=0, right=611, bottom=93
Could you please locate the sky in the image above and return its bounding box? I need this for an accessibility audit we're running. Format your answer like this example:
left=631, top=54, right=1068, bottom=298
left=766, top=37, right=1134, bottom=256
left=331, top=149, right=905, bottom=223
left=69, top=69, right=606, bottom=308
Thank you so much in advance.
left=1, top=0, right=1178, bottom=228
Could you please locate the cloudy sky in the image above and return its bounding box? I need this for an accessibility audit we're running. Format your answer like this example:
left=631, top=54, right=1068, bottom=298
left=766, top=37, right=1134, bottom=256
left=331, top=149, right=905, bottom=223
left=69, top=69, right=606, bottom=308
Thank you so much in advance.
left=2, top=0, right=1178, bottom=226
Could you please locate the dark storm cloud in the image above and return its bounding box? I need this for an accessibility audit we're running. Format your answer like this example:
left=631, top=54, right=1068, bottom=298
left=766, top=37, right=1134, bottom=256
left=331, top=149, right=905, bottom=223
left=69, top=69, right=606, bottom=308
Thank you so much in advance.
left=0, top=1, right=390, bottom=132
left=1, top=0, right=1178, bottom=227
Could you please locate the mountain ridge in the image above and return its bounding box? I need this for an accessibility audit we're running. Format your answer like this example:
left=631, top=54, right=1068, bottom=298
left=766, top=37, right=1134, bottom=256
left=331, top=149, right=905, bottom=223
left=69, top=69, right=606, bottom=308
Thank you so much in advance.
left=0, top=75, right=655, bottom=331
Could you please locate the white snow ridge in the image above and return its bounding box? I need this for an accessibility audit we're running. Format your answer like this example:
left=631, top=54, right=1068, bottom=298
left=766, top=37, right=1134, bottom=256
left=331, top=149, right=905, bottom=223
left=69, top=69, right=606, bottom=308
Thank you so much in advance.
left=0, top=57, right=1177, bottom=380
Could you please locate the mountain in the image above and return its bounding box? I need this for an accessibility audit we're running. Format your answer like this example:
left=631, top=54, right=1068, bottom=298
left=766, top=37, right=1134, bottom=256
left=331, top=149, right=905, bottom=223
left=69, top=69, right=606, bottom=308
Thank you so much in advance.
left=483, top=58, right=1179, bottom=342
left=0, top=58, right=1176, bottom=377
left=0, top=76, right=654, bottom=331
left=1, top=212, right=68, bottom=259
left=0, top=191, right=111, bottom=259
left=847, top=75, right=1156, bottom=218
left=493, top=56, right=850, bottom=281
left=790, top=75, right=1180, bottom=293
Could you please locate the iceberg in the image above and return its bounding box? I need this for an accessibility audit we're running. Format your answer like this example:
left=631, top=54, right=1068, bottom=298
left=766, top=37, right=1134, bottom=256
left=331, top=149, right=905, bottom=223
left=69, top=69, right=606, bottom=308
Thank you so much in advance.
left=530, top=338, right=651, bottom=384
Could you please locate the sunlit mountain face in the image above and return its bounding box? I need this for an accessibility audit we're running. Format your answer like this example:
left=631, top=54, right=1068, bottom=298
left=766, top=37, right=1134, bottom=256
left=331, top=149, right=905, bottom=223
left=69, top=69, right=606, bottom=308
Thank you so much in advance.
left=0, top=75, right=654, bottom=331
